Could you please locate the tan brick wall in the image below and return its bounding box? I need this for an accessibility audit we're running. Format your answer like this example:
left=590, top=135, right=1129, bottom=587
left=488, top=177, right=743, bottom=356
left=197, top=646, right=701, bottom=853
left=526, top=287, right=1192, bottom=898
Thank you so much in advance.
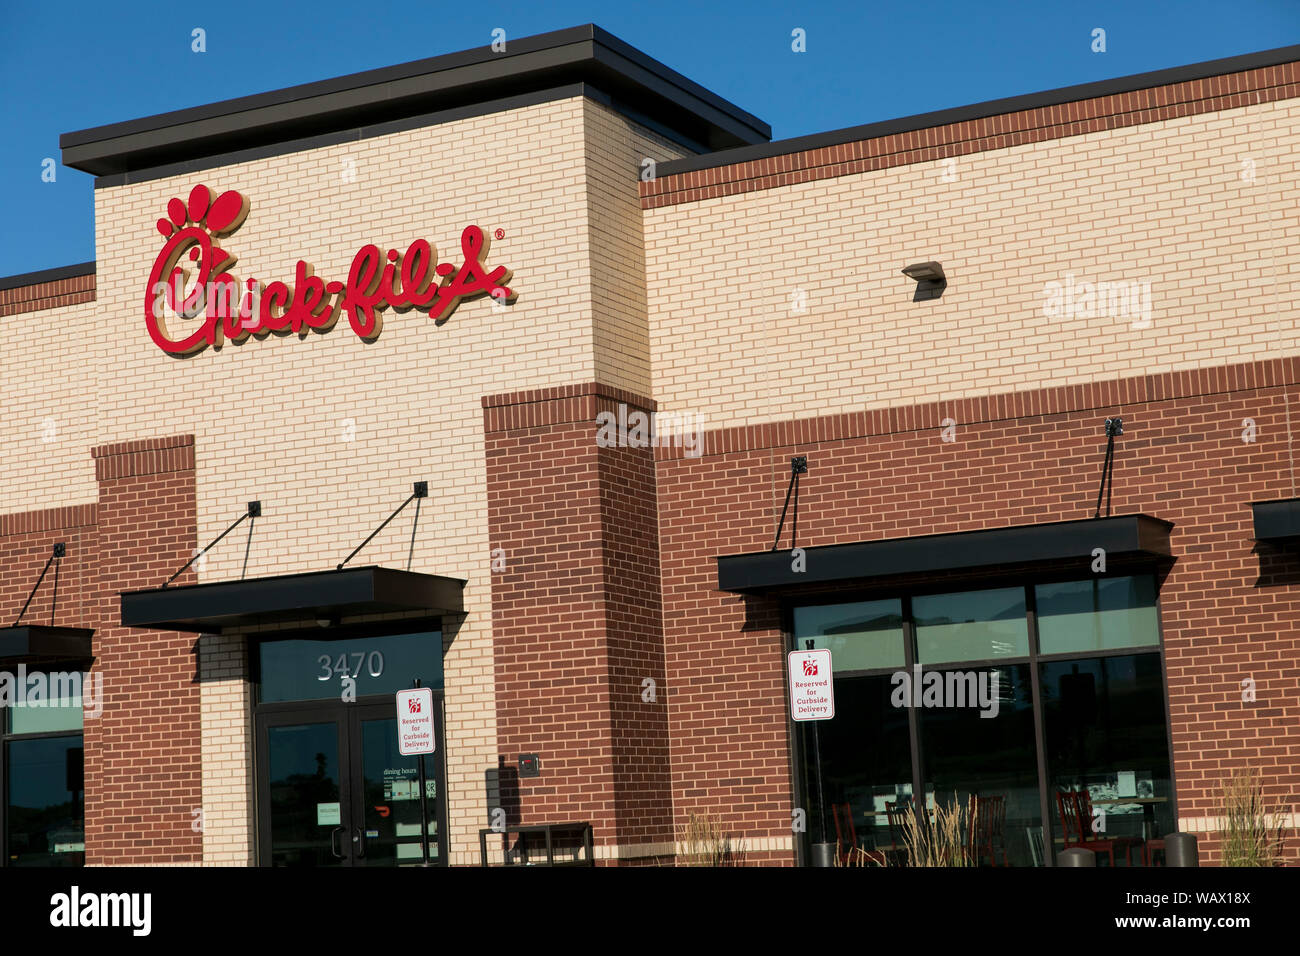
left=641, top=60, right=1300, bottom=209
left=644, top=96, right=1300, bottom=431
left=0, top=298, right=101, bottom=513
left=583, top=100, right=686, bottom=396
left=198, top=632, right=252, bottom=865
left=1, top=93, right=689, bottom=864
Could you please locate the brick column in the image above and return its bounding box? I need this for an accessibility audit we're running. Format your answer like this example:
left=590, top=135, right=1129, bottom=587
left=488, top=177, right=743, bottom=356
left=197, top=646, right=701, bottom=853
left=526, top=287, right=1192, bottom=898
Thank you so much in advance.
left=86, top=435, right=200, bottom=864
left=0, top=505, right=99, bottom=632
left=483, top=383, right=671, bottom=863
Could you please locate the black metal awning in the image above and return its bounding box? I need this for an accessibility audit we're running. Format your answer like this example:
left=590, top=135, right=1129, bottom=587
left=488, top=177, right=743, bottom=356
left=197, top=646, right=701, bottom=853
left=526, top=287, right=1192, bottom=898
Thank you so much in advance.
left=120, top=566, right=465, bottom=634
left=0, top=625, right=95, bottom=663
left=717, top=514, right=1174, bottom=595
left=1252, top=498, right=1300, bottom=542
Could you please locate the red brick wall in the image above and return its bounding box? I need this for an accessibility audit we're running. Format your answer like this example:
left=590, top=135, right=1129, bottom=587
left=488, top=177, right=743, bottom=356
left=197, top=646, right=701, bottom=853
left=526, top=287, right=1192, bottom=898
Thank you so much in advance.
left=0, top=271, right=95, bottom=318
left=0, top=435, right=201, bottom=865
left=655, top=355, right=1300, bottom=865
left=483, top=383, right=671, bottom=861
left=0, top=505, right=99, bottom=632
left=84, top=434, right=200, bottom=865
left=598, top=399, right=672, bottom=851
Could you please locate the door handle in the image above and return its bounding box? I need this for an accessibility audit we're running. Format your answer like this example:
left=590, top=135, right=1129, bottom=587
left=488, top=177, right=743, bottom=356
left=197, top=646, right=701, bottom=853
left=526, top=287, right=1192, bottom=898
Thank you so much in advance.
left=353, top=827, right=366, bottom=858
left=330, top=826, right=345, bottom=859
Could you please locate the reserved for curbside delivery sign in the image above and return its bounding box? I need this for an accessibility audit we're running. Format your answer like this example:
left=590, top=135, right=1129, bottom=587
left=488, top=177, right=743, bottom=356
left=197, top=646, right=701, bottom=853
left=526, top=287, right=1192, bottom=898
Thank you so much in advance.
left=395, top=687, right=436, bottom=756
left=787, top=649, right=834, bottom=721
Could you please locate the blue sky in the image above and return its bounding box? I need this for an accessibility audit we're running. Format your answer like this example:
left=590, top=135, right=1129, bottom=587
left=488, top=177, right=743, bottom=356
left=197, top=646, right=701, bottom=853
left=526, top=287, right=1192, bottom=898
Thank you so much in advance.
left=1, top=0, right=1297, bottom=276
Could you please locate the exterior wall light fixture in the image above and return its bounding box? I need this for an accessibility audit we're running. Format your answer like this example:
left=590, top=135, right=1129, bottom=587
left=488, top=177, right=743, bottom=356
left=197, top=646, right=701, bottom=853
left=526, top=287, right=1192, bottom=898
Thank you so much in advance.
left=902, top=261, right=947, bottom=302
left=901, top=261, right=945, bottom=281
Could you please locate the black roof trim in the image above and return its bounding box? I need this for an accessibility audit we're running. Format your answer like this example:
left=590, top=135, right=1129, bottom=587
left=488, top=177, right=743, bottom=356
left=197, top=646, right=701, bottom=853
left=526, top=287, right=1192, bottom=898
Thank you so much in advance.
left=1251, top=498, right=1300, bottom=541
left=92, top=83, right=705, bottom=190
left=659, top=42, right=1300, bottom=179
left=717, top=514, right=1174, bottom=595
left=62, top=24, right=770, bottom=178
left=0, top=261, right=95, bottom=292
left=120, top=565, right=465, bottom=635
left=0, top=625, right=95, bottom=663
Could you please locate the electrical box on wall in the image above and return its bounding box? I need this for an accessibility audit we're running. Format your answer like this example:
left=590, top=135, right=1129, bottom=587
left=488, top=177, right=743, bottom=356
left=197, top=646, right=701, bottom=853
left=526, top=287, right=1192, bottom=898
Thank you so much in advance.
left=518, top=753, right=540, bottom=778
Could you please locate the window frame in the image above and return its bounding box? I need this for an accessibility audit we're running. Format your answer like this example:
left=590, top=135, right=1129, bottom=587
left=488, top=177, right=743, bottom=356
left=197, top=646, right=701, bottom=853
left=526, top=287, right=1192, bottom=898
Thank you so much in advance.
left=1, top=662, right=92, bottom=868
left=247, top=616, right=449, bottom=868
left=785, top=570, right=1176, bottom=867
left=0, top=721, right=86, bottom=868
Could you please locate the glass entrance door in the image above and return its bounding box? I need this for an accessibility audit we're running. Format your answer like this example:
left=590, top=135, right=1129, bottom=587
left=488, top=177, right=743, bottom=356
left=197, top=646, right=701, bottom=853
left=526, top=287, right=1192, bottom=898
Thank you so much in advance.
left=253, top=627, right=446, bottom=867
left=258, top=710, right=350, bottom=867
left=256, top=701, right=445, bottom=866
left=350, top=704, right=442, bottom=866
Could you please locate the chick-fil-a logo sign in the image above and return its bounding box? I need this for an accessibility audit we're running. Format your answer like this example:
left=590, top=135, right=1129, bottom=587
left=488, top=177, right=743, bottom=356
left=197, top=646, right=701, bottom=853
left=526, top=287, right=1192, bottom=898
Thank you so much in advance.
left=146, top=184, right=514, bottom=357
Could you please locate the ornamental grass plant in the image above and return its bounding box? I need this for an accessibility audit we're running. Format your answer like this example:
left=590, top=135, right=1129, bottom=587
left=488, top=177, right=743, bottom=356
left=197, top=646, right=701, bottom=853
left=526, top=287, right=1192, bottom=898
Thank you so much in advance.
left=899, top=794, right=977, bottom=867
left=677, top=812, right=747, bottom=866
left=1218, top=769, right=1287, bottom=867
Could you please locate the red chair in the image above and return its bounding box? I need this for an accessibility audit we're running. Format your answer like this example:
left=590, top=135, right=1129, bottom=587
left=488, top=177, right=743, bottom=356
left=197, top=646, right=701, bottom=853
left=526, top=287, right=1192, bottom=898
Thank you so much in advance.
left=1143, top=839, right=1166, bottom=866
left=1056, top=789, right=1140, bottom=866
left=1076, top=789, right=1144, bottom=866
left=831, top=802, right=881, bottom=865
left=968, top=794, right=1010, bottom=866
left=831, top=802, right=856, bottom=865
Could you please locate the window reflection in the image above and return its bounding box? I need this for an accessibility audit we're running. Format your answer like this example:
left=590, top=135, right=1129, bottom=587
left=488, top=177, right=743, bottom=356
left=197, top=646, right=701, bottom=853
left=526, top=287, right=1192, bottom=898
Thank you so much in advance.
left=793, top=576, right=1173, bottom=867
left=1041, top=653, right=1174, bottom=853
left=258, top=631, right=443, bottom=703
left=6, top=737, right=85, bottom=866
left=920, top=665, right=1040, bottom=866
left=1037, top=577, right=1158, bottom=655
left=794, top=674, right=911, bottom=858
left=794, top=599, right=904, bottom=671
left=914, top=588, right=1028, bottom=664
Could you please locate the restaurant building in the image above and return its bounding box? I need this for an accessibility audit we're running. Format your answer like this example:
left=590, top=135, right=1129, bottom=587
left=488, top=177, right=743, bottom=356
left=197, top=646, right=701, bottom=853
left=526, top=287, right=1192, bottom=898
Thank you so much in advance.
left=1, top=25, right=1298, bottom=867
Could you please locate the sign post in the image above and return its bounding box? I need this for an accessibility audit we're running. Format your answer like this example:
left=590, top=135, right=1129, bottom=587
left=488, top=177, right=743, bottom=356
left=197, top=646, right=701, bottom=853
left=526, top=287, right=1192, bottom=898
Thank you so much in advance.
left=788, top=645, right=834, bottom=864
left=396, top=680, right=436, bottom=866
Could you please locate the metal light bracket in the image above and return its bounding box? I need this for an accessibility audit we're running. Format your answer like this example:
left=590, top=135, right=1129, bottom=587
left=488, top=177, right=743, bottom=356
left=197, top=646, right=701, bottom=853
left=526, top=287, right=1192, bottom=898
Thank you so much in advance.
left=339, top=482, right=429, bottom=571
left=1094, top=418, right=1123, bottom=519
left=163, top=501, right=261, bottom=588
left=771, top=456, right=808, bottom=552
left=14, top=542, right=66, bottom=626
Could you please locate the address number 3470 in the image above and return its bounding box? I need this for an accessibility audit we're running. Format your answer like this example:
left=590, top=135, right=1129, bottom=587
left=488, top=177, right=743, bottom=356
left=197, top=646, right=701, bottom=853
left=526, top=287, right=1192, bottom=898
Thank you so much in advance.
left=316, top=651, right=385, bottom=681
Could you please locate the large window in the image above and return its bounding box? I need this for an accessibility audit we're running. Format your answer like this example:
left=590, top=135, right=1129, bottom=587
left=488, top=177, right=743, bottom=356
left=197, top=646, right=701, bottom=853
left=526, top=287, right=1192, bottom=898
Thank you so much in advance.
left=794, top=601, right=910, bottom=850
left=792, top=574, right=1170, bottom=866
left=1, top=669, right=87, bottom=867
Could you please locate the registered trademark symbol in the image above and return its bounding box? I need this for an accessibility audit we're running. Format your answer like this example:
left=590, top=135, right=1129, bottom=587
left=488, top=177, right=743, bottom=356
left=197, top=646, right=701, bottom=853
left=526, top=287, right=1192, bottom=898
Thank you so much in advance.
left=494, top=228, right=505, bottom=240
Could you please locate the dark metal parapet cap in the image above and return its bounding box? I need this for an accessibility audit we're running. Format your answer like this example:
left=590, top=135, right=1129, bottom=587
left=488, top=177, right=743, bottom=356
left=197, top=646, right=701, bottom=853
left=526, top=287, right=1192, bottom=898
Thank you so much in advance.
left=60, top=25, right=771, bottom=179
